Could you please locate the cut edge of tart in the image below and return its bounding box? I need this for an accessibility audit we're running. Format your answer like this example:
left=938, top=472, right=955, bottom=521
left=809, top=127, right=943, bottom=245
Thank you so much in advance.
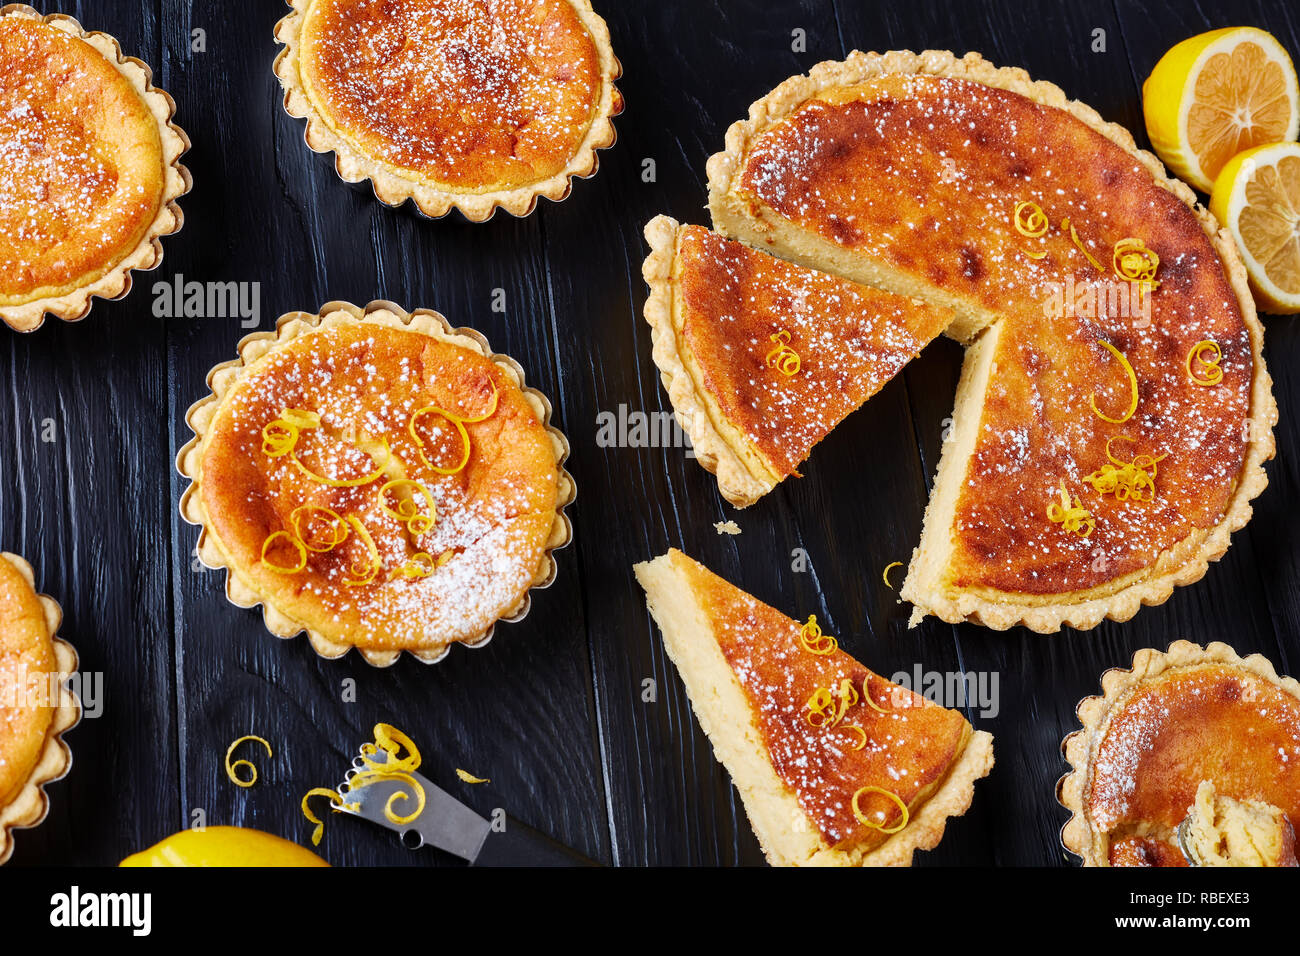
left=175, top=300, right=575, bottom=667
left=642, top=215, right=775, bottom=507
left=642, top=214, right=953, bottom=508
left=635, top=548, right=994, bottom=866
left=1057, top=640, right=1300, bottom=867
left=0, top=4, right=191, bottom=333
left=271, top=0, right=623, bottom=223
left=0, top=551, right=80, bottom=865
left=705, top=49, right=1277, bottom=633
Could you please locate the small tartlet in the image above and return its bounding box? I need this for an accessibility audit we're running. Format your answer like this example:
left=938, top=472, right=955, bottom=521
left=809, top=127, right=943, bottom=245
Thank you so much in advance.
left=176, top=301, right=574, bottom=667
left=272, top=0, right=623, bottom=222
left=0, top=4, right=190, bottom=332
left=1058, top=640, right=1300, bottom=866
left=0, top=551, right=80, bottom=865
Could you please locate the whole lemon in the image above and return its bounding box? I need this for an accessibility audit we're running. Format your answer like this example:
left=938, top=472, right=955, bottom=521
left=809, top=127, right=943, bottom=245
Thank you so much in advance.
left=120, top=826, right=330, bottom=867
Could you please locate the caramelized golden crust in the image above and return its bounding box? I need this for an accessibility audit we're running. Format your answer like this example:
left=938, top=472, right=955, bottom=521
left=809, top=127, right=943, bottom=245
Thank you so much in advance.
left=0, top=554, right=53, bottom=807
left=643, top=217, right=952, bottom=504
left=179, top=303, right=572, bottom=665
left=708, top=50, right=1274, bottom=630
left=1060, top=641, right=1300, bottom=867
left=275, top=0, right=622, bottom=220
left=0, top=7, right=188, bottom=331
left=635, top=549, right=994, bottom=866
left=0, top=551, right=78, bottom=865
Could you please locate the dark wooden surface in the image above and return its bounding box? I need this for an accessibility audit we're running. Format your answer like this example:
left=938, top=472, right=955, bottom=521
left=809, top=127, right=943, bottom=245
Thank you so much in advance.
left=2, top=0, right=1297, bottom=867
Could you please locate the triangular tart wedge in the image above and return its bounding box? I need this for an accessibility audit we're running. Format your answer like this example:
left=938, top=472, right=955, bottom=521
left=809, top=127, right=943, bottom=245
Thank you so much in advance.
left=642, top=216, right=954, bottom=507
left=1059, top=641, right=1300, bottom=867
left=706, top=50, right=1275, bottom=631
left=634, top=548, right=994, bottom=866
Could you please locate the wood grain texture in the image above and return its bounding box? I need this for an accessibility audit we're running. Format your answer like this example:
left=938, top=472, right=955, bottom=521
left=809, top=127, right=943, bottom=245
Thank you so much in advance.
left=0, top=0, right=1295, bottom=867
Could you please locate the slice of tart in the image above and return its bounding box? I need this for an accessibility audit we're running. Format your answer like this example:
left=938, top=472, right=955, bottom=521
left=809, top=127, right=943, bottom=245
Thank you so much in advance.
left=705, top=50, right=1275, bottom=631
left=642, top=216, right=953, bottom=507
left=0, top=7, right=190, bottom=332
left=177, top=302, right=574, bottom=666
left=634, top=548, right=994, bottom=866
left=0, top=551, right=79, bottom=864
left=273, top=0, right=622, bottom=221
left=1059, top=641, right=1300, bottom=867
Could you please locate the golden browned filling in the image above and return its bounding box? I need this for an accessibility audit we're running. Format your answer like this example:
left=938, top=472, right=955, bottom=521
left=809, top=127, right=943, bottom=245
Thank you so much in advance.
left=731, top=73, right=1254, bottom=596
left=0, top=557, right=55, bottom=807
left=673, top=224, right=952, bottom=479
left=298, top=0, right=602, bottom=190
left=199, top=323, right=560, bottom=650
left=0, top=16, right=165, bottom=304
left=681, top=553, right=970, bottom=850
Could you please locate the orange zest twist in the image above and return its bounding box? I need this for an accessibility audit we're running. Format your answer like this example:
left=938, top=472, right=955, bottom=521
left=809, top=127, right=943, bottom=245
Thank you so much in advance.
left=863, top=675, right=889, bottom=714
left=408, top=383, right=498, bottom=477
left=379, top=479, right=437, bottom=535
left=348, top=724, right=426, bottom=826
left=1062, top=217, right=1105, bottom=272
left=1111, top=237, right=1161, bottom=294
left=341, top=516, right=380, bottom=587
left=1083, top=437, right=1167, bottom=503
left=1047, top=480, right=1095, bottom=538
left=260, top=530, right=307, bottom=574
left=225, top=735, right=272, bottom=788
left=262, top=408, right=390, bottom=488
left=1089, top=340, right=1139, bottom=424
left=290, top=505, right=349, bottom=553
left=839, top=724, right=867, bottom=751
left=396, top=552, right=436, bottom=579
left=301, top=788, right=358, bottom=847
left=765, top=330, right=802, bottom=376
left=851, top=786, right=910, bottom=834
left=805, top=678, right=858, bottom=730
left=797, top=614, right=837, bottom=655
left=1013, top=200, right=1049, bottom=238
left=1186, top=340, right=1224, bottom=387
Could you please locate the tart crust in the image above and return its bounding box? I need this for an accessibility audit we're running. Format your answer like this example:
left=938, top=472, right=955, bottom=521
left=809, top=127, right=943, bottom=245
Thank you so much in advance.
left=704, top=50, right=1276, bottom=633
left=1058, top=640, right=1300, bottom=866
left=635, top=548, right=994, bottom=866
left=0, top=552, right=80, bottom=865
left=272, top=0, right=623, bottom=222
left=0, top=4, right=190, bottom=332
left=176, top=300, right=575, bottom=667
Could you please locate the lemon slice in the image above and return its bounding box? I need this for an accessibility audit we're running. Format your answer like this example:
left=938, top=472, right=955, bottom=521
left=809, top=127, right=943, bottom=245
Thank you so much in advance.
left=1144, top=27, right=1299, bottom=193
left=1211, top=141, right=1300, bottom=314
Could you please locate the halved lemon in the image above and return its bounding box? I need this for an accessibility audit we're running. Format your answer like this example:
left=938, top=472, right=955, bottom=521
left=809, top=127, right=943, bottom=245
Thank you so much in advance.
left=1210, top=142, right=1300, bottom=314
left=120, top=825, right=331, bottom=867
left=1144, top=27, right=1299, bottom=193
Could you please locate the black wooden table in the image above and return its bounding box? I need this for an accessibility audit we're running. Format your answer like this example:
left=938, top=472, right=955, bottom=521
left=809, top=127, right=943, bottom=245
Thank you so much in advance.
left=4, top=0, right=1297, bottom=867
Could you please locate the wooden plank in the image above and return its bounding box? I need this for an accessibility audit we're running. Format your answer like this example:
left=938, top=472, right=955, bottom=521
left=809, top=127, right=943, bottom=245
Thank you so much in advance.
left=2, top=0, right=179, bottom=866
left=156, top=0, right=608, bottom=865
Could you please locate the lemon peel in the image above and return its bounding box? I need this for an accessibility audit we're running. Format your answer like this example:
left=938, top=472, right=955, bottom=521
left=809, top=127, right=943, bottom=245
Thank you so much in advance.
left=409, top=382, right=500, bottom=476
left=806, top=678, right=858, bottom=730
left=456, top=769, right=490, bottom=784
left=765, top=329, right=801, bottom=376
left=379, top=478, right=437, bottom=535
left=1047, top=481, right=1095, bottom=538
left=852, top=786, right=910, bottom=834
left=1013, top=200, right=1049, bottom=238
left=1089, top=340, right=1139, bottom=425
left=882, top=561, right=903, bottom=589
left=1062, top=217, right=1106, bottom=272
left=341, top=516, right=380, bottom=587
left=1186, top=340, right=1224, bottom=386
left=797, top=614, right=836, bottom=655
left=260, top=530, right=307, bottom=574
left=225, top=735, right=273, bottom=788
left=1084, top=437, right=1167, bottom=503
